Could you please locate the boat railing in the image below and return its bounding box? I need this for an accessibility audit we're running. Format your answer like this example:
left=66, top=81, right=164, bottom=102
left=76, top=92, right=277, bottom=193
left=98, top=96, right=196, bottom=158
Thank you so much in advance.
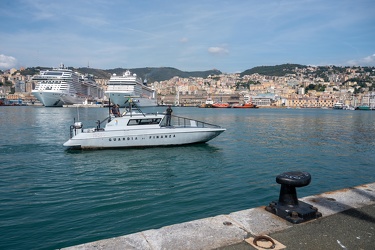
left=170, top=115, right=223, bottom=128
left=96, top=116, right=111, bottom=130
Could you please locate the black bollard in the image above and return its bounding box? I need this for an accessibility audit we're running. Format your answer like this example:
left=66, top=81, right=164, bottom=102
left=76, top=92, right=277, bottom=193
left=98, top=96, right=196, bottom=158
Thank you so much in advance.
left=265, top=171, right=322, bottom=224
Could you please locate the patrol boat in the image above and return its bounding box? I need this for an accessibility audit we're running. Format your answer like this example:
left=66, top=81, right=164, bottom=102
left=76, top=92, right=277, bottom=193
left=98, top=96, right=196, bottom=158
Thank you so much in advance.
left=63, top=101, right=225, bottom=149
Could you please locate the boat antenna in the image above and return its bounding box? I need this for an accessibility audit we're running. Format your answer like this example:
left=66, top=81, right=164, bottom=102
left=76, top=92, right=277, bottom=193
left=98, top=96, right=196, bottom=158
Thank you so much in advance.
left=76, top=106, right=80, bottom=121
left=123, top=99, right=129, bottom=110
left=128, top=98, right=132, bottom=116
left=108, top=98, right=111, bottom=116
left=126, top=97, right=145, bottom=117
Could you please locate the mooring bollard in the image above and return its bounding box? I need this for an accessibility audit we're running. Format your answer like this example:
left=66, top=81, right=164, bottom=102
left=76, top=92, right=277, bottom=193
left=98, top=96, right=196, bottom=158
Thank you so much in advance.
left=265, top=171, right=322, bottom=224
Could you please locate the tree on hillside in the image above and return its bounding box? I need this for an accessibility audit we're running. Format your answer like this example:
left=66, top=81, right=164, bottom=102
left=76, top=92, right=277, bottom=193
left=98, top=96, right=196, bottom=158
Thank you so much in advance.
left=240, top=63, right=306, bottom=76
left=15, top=67, right=50, bottom=76
left=305, top=83, right=326, bottom=93
left=235, top=80, right=261, bottom=90
left=0, top=80, right=13, bottom=87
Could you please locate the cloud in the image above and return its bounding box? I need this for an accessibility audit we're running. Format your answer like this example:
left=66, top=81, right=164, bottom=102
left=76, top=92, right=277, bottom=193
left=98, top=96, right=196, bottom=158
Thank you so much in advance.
left=347, top=53, right=375, bottom=66
left=0, top=54, right=17, bottom=69
left=363, top=54, right=375, bottom=63
left=180, top=37, right=188, bottom=43
left=208, top=46, right=229, bottom=55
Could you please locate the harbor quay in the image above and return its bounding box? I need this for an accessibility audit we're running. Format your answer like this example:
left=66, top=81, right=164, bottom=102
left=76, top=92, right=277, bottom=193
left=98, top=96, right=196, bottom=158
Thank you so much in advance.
left=62, top=181, right=375, bottom=250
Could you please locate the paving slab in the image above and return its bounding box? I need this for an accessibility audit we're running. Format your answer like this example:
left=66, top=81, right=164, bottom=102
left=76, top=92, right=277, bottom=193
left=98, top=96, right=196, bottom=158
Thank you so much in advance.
left=228, top=207, right=291, bottom=235
left=142, top=215, right=248, bottom=250
left=63, top=232, right=151, bottom=250
left=268, top=204, right=375, bottom=250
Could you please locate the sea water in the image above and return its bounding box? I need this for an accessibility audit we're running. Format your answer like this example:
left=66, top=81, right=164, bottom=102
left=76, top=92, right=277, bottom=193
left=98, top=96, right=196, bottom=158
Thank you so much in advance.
left=0, top=106, right=374, bottom=250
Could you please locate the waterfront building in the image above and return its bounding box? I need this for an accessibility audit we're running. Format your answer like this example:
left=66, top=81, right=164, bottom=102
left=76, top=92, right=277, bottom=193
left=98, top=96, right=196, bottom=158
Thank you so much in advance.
left=252, top=93, right=275, bottom=107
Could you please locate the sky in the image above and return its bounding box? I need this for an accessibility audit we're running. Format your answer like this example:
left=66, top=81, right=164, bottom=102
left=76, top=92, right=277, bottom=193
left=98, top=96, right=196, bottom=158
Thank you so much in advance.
left=0, top=0, right=374, bottom=73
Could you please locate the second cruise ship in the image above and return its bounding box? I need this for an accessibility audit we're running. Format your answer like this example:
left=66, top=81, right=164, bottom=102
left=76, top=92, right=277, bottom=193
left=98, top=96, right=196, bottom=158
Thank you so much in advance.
left=105, top=70, right=157, bottom=107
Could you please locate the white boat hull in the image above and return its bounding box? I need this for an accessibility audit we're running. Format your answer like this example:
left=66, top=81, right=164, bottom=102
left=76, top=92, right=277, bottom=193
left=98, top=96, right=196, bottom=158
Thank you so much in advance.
left=63, top=127, right=225, bottom=149
left=31, top=91, right=64, bottom=107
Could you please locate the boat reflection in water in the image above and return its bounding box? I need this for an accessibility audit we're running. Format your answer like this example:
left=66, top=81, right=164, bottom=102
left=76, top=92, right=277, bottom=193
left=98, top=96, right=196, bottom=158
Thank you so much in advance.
left=64, top=101, right=226, bottom=149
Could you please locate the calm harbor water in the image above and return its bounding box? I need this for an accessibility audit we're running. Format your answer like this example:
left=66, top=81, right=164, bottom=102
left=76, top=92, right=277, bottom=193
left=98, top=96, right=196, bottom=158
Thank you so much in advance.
left=0, top=106, right=374, bottom=250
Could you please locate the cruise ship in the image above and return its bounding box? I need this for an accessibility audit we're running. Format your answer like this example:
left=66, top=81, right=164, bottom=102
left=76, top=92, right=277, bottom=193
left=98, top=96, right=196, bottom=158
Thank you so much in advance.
left=105, top=70, right=157, bottom=107
left=32, top=64, right=103, bottom=107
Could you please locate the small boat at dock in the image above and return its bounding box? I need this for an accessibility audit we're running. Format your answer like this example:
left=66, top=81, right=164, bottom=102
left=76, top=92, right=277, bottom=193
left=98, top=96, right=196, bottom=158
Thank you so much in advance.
left=63, top=100, right=226, bottom=149
left=232, top=103, right=258, bottom=108
left=211, top=103, right=230, bottom=108
left=355, top=106, right=371, bottom=110
left=333, top=102, right=344, bottom=109
left=199, top=98, right=213, bottom=108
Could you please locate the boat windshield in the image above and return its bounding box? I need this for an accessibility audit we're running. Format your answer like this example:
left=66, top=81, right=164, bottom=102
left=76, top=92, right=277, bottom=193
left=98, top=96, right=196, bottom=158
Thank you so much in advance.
left=127, top=118, right=161, bottom=126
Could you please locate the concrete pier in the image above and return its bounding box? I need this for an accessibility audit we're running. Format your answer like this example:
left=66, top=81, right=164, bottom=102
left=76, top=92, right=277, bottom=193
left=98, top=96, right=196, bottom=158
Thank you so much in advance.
left=62, top=182, right=375, bottom=250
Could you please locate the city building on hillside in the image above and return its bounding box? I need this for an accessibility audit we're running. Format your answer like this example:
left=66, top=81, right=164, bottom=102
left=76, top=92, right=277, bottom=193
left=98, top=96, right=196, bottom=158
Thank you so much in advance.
left=252, top=93, right=276, bottom=106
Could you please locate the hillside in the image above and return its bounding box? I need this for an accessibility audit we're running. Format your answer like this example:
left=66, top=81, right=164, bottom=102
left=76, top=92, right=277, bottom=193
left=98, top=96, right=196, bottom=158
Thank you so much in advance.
left=17, top=63, right=372, bottom=81
left=73, top=67, right=110, bottom=79
left=13, top=66, right=221, bottom=83
left=76, top=67, right=222, bottom=83
left=240, top=63, right=307, bottom=76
